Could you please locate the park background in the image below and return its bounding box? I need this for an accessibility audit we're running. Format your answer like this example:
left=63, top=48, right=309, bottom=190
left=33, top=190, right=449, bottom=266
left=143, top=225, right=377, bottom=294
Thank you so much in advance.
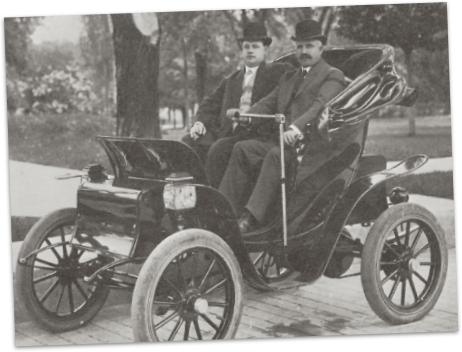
left=5, top=3, right=453, bottom=200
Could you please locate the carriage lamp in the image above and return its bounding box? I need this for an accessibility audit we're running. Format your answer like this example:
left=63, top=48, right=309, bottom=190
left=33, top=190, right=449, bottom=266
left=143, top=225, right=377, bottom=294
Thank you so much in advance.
left=83, top=164, right=107, bottom=183
left=389, top=186, right=409, bottom=204
left=163, top=183, right=197, bottom=210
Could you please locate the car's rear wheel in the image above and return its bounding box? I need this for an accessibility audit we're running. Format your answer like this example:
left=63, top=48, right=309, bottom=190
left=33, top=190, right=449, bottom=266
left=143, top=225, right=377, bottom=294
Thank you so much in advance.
left=15, top=208, right=110, bottom=332
left=361, top=203, right=448, bottom=325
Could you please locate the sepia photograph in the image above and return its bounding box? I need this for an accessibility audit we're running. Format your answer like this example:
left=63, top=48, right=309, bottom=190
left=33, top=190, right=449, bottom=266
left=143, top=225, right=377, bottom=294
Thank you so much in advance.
left=2, top=0, right=459, bottom=349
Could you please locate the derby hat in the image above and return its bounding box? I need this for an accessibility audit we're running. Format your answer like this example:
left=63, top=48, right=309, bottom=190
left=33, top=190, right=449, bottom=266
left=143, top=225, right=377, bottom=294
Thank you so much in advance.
left=238, top=22, right=272, bottom=46
left=291, top=19, right=327, bottom=45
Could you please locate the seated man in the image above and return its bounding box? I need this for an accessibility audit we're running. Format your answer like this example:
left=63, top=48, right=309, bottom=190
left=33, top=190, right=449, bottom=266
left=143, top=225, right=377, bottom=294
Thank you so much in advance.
left=181, top=22, right=292, bottom=187
left=218, top=20, right=347, bottom=233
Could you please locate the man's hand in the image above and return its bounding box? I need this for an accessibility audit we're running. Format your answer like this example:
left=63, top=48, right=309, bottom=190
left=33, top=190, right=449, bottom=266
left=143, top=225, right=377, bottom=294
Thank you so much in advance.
left=226, top=108, right=240, bottom=120
left=283, top=129, right=302, bottom=146
left=190, top=122, right=206, bottom=140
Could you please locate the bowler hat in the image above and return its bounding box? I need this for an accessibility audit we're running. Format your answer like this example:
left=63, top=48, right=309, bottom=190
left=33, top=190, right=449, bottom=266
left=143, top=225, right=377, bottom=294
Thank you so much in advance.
left=238, top=22, right=272, bottom=46
left=291, top=19, right=327, bottom=44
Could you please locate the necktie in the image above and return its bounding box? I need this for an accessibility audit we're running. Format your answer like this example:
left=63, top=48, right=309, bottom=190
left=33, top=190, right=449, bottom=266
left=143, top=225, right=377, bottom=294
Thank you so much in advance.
left=292, top=69, right=307, bottom=98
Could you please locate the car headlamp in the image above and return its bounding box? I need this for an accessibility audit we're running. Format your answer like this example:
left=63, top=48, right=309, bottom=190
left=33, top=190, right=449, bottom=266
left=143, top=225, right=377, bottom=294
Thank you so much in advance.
left=163, top=183, right=197, bottom=210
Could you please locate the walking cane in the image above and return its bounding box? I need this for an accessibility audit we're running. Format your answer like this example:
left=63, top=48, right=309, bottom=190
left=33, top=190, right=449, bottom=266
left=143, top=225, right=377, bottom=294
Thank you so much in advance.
left=230, top=111, right=288, bottom=247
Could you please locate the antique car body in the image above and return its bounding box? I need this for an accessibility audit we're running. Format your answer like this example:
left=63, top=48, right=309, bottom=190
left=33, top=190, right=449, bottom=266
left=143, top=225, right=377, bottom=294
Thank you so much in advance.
left=16, top=44, right=448, bottom=341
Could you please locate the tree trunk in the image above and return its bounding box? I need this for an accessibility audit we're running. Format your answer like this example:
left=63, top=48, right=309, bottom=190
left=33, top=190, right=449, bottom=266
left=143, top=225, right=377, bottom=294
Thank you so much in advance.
left=195, top=48, right=208, bottom=104
left=111, top=14, right=161, bottom=138
left=404, top=49, right=416, bottom=136
left=181, top=38, right=192, bottom=130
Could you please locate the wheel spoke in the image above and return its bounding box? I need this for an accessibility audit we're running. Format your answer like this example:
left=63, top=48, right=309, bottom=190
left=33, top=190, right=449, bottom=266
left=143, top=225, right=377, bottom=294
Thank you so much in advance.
left=168, top=317, right=184, bottom=341
left=420, top=262, right=435, bottom=266
left=393, top=229, right=402, bottom=251
left=198, top=259, right=216, bottom=290
left=33, top=271, right=57, bottom=284
left=73, top=279, right=88, bottom=301
left=410, top=228, right=424, bottom=251
left=253, top=252, right=264, bottom=266
left=190, top=252, right=197, bottom=287
left=154, top=311, right=179, bottom=330
left=408, top=276, right=419, bottom=302
left=388, top=273, right=401, bottom=300
left=183, top=320, right=191, bottom=340
left=39, top=278, right=60, bottom=303
left=60, top=228, right=69, bottom=258
left=208, top=301, right=228, bottom=308
left=381, top=268, right=399, bottom=285
left=400, top=276, right=407, bottom=306
left=176, top=255, right=187, bottom=290
left=162, top=278, right=183, bottom=297
left=67, top=282, right=75, bottom=314
left=404, top=221, right=411, bottom=248
left=45, top=239, right=62, bottom=260
left=35, top=258, right=58, bottom=268
left=55, top=283, right=65, bottom=312
left=204, top=278, right=227, bottom=295
left=153, top=300, right=179, bottom=308
left=193, top=317, right=203, bottom=340
left=384, top=242, right=401, bottom=258
left=76, top=250, right=85, bottom=260
left=199, top=313, right=219, bottom=331
left=413, top=271, right=429, bottom=285
left=414, top=243, right=430, bottom=258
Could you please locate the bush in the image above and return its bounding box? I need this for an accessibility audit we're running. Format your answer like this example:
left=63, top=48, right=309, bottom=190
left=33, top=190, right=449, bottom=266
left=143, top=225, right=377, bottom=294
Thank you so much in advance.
left=11, top=64, right=96, bottom=114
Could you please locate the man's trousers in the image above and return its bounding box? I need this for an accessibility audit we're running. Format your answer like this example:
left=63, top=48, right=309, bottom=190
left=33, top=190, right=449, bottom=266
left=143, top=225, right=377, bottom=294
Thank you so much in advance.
left=219, top=138, right=296, bottom=221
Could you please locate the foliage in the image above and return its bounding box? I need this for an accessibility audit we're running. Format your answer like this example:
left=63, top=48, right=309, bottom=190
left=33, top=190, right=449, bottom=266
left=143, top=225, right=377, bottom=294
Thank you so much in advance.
left=14, top=64, right=95, bottom=114
left=4, top=16, right=41, bottom=75
left=336, top=4, right=448, bottom=55
left=80, top=14, right=115, bottom=114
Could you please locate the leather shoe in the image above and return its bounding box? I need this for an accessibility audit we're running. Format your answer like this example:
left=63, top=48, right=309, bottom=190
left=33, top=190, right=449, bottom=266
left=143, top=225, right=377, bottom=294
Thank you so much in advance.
left=238, top=210, right=259, bottom=234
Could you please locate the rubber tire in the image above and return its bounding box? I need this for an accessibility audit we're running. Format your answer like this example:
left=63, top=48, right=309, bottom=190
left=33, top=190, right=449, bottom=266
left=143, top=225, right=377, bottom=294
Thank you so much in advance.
left=15, top=208, right=110, bottom=332
left=361, top=203, right=448, bottom=325
left=132, top=229, right=244, bottom=341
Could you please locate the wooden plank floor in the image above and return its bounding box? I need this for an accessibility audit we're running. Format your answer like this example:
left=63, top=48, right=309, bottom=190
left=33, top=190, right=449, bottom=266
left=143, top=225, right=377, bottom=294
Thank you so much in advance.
left=15, top=249, right=458, bottom=346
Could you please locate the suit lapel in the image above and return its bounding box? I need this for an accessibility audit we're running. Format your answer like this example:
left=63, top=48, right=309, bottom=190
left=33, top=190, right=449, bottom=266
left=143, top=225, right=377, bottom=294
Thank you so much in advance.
left=280, top=70, right=301, bottom=110
left=294, top=59, right=326, bottom=99
left=251, top=62, right=266, bottom=104
left=230, top=68, right=245, bottom=108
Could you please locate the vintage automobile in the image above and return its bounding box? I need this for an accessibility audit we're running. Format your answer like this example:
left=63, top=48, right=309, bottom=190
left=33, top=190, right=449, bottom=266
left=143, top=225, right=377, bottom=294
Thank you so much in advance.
left=16, top=44, right=448, bottom=342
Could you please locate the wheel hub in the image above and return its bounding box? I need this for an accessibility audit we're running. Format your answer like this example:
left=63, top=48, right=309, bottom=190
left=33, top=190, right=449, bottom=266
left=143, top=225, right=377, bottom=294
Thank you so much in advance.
left=407, top=258, right=419, bottom=273
left=193, top=298, right=208, bottom=315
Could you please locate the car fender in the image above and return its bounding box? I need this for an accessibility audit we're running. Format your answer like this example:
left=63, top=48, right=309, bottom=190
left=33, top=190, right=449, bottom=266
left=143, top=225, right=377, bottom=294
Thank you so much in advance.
left=296, top=154, right=428, bottom=283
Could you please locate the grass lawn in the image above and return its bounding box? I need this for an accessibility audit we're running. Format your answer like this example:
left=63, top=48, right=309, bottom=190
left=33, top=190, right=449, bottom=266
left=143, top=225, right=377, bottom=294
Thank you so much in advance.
left=8, top=113, right=117, bottom=170
left=365, top=115, right=453, bottom=161
left=386, top=171, right=453, bottom=200
left=8, top=113, right=453, bottom=194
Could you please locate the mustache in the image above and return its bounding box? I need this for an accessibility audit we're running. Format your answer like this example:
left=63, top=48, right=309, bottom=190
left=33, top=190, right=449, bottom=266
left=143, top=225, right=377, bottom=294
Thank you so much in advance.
left=299, top=54, right=312, bottom=60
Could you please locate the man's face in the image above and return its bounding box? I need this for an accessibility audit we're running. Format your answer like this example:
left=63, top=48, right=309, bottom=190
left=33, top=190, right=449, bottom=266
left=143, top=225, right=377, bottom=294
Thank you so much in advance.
left=242, top=41, right=267, bottom=67
left=295, top=39, right=324, bottom=67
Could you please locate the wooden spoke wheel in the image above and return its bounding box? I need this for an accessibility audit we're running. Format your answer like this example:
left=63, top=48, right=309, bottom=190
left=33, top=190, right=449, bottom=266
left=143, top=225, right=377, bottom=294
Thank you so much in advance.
left=132, top=229, right=243, bottom=341
left=15, top=208, right=110, bottom=332
left=361, top=203, right=448, bottom=325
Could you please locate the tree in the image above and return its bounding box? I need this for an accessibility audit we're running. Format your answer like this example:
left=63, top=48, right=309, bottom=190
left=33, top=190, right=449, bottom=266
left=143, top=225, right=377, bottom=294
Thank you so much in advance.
left=336, top=3, right=448, bottom=136
left=5, top=17, right=41, bottom=75
left=80, top=14, right=115, bottom=114
left=110, top=13, right=161, bottom=138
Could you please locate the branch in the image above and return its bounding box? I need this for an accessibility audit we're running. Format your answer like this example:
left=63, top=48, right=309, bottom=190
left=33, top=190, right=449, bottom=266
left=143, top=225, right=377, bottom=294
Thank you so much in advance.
left=223, top=10, right=242, bottom=50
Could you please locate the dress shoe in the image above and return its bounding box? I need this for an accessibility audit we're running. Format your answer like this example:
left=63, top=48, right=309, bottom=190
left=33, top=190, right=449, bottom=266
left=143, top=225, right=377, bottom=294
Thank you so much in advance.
left=238, top=210, right=259, bottom=234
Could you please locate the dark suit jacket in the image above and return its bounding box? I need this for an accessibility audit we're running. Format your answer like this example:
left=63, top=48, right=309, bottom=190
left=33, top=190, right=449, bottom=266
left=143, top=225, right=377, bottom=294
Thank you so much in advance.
left=194, top=61, right=293, bottom=139
left=247, top=59, right=346, bottom=132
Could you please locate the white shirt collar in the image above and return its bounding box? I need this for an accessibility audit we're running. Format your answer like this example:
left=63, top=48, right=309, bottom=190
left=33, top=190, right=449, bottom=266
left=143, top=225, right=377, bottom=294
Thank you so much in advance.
left=302, top=66, right=311, bottom=74
left=245, top=65, right=260, bottom=74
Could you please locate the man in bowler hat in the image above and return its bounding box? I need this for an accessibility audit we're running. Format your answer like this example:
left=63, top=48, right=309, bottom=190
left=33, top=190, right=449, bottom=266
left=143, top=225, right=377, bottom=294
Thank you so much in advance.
left=219, top=19, right=347, bottom=233
left=181, top=22, right=292, bottom=188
